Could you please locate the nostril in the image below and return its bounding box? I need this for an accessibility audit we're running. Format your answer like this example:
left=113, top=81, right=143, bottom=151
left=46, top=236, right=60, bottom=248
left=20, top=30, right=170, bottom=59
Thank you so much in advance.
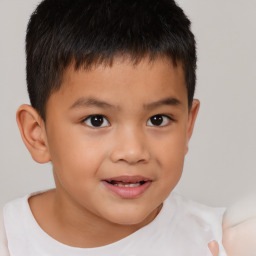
left=110, top=148, right=150, bottom=164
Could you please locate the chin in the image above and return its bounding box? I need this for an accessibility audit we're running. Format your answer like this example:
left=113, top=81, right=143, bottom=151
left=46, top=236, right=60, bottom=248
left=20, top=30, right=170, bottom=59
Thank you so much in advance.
left=104, top=206, right=157, bottom=226
left=113, top=216, right=146, bottom=226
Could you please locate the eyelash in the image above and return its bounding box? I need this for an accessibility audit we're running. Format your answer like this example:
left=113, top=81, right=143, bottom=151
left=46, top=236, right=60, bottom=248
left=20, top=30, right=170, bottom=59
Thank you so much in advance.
left=146, top=115, right=174, bottom=127
left=82, top=114, right=175, bottom=128
left=83, top=115, right=110, bottom=128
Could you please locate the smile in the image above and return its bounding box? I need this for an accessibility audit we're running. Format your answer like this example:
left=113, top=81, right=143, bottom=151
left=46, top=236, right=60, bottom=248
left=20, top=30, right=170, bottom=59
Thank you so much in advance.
left=102, top=176, right=152, bottom=199
left=112, top=182, right=142, bottom=188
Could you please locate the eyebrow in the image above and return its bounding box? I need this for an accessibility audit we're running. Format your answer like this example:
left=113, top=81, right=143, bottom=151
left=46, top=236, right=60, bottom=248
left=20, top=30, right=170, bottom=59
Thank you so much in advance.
left=69, top=96, right=182, bottom=110
left=69, top=97, right=118, bottom=110
left=143, top=97, right=182, bottom=110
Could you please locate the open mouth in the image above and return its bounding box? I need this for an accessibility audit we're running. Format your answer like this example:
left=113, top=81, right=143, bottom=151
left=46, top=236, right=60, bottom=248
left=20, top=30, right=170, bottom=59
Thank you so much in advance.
left=102, top=176, right=152, bottom=198
left=105, top=180, right=147, bottom=188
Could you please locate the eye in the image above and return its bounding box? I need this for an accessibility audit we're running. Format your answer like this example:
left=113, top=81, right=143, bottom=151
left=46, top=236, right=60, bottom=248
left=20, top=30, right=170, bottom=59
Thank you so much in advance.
left=147, top=115, right=171, bottom=127
left=83, top=115, right=110, bottom=128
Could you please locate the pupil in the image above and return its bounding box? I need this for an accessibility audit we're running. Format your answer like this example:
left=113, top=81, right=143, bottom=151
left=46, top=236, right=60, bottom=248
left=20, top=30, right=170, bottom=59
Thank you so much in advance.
left=151, top=115, right=163, bottom=126
left=91, top=115, right=103, bottom=127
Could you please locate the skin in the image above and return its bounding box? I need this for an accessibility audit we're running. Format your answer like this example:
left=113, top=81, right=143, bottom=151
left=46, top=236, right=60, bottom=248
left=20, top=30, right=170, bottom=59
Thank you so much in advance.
left=15, top=56, right=256, bottom=255
left=208, top=241, right=219, bottom=256
left=17, top=57, right=201, bottom=248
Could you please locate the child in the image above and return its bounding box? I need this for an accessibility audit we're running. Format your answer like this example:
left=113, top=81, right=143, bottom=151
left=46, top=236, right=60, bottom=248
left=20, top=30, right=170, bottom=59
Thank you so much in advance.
left=0, top=0, right=241, bottom=255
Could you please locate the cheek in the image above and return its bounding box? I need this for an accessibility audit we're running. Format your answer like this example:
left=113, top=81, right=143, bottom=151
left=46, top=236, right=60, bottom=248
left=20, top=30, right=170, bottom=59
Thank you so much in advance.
left=47, top=127, right=107, bottom=181
left=153, top=128, right=188, bottom=162
left=151, top=128, right=187, bottom=183
left=50, top=136, right=102, bottom=199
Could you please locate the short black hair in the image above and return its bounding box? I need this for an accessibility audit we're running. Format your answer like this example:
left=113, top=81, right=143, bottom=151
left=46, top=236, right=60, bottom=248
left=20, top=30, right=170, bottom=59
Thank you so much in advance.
left=26, top=0, right=196, bottom=120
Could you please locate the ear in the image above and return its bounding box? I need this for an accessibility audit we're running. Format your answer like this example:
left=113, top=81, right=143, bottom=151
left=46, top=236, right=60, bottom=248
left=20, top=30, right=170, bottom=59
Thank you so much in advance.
left=186, top=99, right=200, bottom=153
left=16, top=104, right=51, bottom=163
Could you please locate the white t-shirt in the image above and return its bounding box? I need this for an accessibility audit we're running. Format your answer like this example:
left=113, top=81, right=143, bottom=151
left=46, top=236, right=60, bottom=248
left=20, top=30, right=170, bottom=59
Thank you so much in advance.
left=0, top=191, right=227, bottom=256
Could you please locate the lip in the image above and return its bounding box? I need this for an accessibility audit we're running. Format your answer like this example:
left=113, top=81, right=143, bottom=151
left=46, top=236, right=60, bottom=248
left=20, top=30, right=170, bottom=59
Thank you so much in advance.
left=102, top=175, right=152, bottom=199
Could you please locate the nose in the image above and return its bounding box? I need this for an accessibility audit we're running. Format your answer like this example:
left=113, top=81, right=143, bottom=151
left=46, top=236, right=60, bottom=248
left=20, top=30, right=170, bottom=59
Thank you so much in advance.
left=110, top=127, right=150, bottom=165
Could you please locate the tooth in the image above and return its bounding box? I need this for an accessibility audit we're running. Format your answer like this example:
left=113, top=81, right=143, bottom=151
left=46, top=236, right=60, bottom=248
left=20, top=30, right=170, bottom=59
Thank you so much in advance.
left=113, top=183, right=141, bottom=188
left=126, top=184, right=140, bottom=187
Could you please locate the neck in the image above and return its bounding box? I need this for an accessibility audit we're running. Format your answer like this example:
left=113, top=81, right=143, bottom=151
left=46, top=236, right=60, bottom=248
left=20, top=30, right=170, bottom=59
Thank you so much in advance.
left=29, top=189, right=162, bottom=248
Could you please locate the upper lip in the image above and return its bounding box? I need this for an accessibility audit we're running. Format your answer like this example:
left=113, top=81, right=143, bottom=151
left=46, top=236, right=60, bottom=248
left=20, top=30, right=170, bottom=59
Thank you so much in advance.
left=104, top=175, right=151, bottom=183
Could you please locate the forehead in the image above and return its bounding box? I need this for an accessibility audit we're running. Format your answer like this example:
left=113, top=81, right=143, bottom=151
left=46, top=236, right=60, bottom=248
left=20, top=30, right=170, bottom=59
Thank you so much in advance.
left=48, top=57, right=188, bottom=113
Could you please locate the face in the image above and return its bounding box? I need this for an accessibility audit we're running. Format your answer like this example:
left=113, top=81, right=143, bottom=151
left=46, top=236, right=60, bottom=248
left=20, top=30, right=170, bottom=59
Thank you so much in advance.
left=44, top=57, right=199, bottom=226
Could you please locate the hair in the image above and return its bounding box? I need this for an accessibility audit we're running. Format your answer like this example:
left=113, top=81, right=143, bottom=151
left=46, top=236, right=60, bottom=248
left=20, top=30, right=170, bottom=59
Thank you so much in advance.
left=26, top=0, right=196, bottom=120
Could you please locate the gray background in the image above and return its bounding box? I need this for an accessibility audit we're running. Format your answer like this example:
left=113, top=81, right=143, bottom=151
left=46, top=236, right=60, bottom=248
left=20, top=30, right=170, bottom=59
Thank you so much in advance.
left=1, top=0, right=256, bottom=207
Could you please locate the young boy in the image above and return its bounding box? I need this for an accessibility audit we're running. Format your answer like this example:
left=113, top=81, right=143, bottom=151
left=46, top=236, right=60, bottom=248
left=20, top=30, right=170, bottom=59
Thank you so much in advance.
left=0, top=0, right=246, bottom=255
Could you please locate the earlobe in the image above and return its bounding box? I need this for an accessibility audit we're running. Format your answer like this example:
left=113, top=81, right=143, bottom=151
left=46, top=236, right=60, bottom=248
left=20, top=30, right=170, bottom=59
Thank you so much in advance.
left=186, top=99, right=200, bottom=153
left=16, top=104, right=51, bottom=163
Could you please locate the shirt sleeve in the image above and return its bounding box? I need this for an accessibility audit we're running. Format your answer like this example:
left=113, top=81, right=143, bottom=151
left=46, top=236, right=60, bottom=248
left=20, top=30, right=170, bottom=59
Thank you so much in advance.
left=0, top=209, right=10, bottom=256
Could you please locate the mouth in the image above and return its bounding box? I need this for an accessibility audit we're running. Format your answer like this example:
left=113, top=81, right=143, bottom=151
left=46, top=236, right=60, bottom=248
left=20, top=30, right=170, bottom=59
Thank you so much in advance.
left=102, top=176, right=152, bottom=199
left=105, top=175, right=149, bottom=187
left=105, top=180, right=147, bottom=188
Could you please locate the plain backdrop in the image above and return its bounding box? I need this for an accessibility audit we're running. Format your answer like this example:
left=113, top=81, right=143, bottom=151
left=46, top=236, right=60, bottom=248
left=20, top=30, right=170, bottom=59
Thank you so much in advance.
left=0, top=0, right=256, bottom=207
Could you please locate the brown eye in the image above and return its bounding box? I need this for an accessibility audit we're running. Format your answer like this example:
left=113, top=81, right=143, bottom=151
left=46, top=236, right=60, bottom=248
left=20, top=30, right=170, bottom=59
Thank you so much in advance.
left=84, top=115, right=110, bottom=128
left=147, top=115, right=170, bottom=127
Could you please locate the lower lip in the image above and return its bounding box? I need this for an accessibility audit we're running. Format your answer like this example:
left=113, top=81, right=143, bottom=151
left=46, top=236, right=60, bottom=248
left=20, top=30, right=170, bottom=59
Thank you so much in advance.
left=102, top=181, right=152, bottom=199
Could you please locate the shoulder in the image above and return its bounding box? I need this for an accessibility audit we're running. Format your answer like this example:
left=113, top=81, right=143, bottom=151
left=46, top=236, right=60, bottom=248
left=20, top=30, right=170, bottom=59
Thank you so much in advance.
left=3, top=196, right=27, bottom=233
left=3, top=190, right=46, bottom=225
left=169, top=192, right=226, bottom=222
left=164, top=192, right=227, bottom=255
left=0, top=207, right=10, bottom=256
left=2, top=191, right=49, bottom=256
left=3, top=194, right=33, bottom=239
left=0, top=195, right=32, bottom=256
